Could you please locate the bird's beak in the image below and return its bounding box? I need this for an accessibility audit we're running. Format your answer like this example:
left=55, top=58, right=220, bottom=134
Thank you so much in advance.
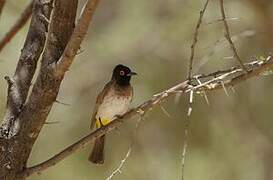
left=127, top=71, right=137, bottom=76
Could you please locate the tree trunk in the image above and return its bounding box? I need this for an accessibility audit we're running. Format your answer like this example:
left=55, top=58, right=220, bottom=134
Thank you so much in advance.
left=0, top=0, right=78, bottom=179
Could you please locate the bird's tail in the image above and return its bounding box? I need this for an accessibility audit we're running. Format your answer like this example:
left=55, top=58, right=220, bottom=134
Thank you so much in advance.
left=89, top=135, right=105, bottom=164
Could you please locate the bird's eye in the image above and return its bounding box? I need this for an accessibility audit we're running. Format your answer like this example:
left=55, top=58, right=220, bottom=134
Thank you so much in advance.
left=120, top=71, right=125, bottom=76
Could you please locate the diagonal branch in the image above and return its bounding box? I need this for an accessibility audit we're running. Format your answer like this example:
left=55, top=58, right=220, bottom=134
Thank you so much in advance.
left=106, top=117, right=143, bottom=180
left=0, top=1, right=33, bottom=52
left=22, top=55, right=273, bottom=177
left=0, top=0, right=53, bottom=138
left=54, top=0, right=100, bottom=77
left=0, top=0, right=54, bottom=179
left=0, top=0, right=100, bottom=179
left=187, top=0, right=210, bottom=80
left=219, top=0, right=248, bottom=72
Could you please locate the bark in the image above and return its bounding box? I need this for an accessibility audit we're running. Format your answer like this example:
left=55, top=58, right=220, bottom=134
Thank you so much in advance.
left=0, top=0, right=78, bottom=179
left=0, top=0, right=52, bottom=138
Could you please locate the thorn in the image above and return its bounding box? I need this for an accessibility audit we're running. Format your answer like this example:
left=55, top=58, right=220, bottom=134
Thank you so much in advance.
left=220, top=81, right=229, bottom=97
left=230, top=86, right=236, bottom=93
left=44, top=121, right=60, bottom=125
left=160, top=105, right=171, bottom=118
left=223, top=56, right=234, bottom=60
left=55, top=99, right=71, bottom=106
left=195, top=77, right=210, bottom=106
left=136, top=108, right=145, bottom=115
left=76, top=48, right=85, bottom=55
left=187, top=90, right=194, bottom=116
left=201, top=91, right=210, bottom=106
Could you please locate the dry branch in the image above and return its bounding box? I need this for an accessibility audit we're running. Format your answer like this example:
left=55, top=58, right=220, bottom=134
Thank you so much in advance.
left=106, top=117, right=143, bottom=180
left=219, top=0, right=247, bottom=72
left=0, top=0, right=54, bottom=179
left=22, top=55, right=273, bottom=177
left=54, top=0, right=100, bottom=77
left=0, top=1, right=33, bottom=52
left=0, top=0, right=52, bottom=138
left=0, top=0, right=101, bottom=178
left=188, top=0, right=210, bottom=80
left=0, top=0, right=81, bottom=179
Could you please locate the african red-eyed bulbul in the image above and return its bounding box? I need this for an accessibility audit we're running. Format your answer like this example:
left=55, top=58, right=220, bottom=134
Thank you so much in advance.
left=88, top=64, right=137, bottom=164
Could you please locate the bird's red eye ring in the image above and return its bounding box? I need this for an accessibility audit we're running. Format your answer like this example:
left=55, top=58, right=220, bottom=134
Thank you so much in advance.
left=120, top=71, right=125, bottom=76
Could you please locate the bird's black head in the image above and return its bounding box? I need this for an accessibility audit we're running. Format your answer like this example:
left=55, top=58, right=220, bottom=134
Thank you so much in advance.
left=112, top=64, right=137, bottom=86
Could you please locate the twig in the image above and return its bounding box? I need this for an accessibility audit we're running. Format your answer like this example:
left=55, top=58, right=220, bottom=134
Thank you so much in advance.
left=54, top=0, right=100, bottom=76
left=205, top=17, right=239, bottom=25
left=21, top=55, right=273, bottom=177
left=0, top=1, right=33, bottom=52
left=194, top=30, right=256, bottom=73
left=106, top=118, right=143, bottom=180
left=0, top=0, right=5, bottom=19
left=219, top=0, right=247, bottom=72
left=187, top=0, right=210, bottom=80
left=194, top=58, right=260, bottom=80
left=55, top=99, right=71, bottom=106
left=106, top=147, right=132, bottom=180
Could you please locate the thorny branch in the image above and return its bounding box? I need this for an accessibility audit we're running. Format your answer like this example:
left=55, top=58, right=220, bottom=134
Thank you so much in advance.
left=195, top=30, right=256, bottom=73
left=219, top=0, right=248, bottom=72
left=188, top=0, right=210, bottom=80
left=0, top=0, right=272, bottom=179
left=22, top=55, right=273, bottom=176
left=0, top=1, right=33, bottom=52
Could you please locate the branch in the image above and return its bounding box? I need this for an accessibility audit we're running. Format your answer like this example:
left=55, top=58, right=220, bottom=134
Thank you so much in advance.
left=0, top=1, right=33, bottom=52
left=22, top=80, right=189, bottom=177
left=0, top=0, right=53, bottom=138
left=0, top=0, right=101, bottom=179
left=54, top=0, right=100, bottom=77
left=106, top=148, right=132, bottom=180
left=0, top=1, right=54, bottom=179
left=219, top=0, right=248, bottom=72
left=187, top=0, right=210, bottom=80
left=22, top=55, right=273, bottom=177
left=106, top=116, right=143, bottom=180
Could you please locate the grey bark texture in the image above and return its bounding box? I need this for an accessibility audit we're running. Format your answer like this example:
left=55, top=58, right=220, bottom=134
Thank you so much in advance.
left=0, top=0, right=78, bottom=179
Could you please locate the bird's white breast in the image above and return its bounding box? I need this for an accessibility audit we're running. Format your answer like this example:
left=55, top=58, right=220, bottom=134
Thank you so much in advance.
left=96, top=92, right=131, bottom=121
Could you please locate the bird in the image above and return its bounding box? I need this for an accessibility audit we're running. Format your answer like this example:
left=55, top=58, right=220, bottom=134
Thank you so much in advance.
left=88, top=64, right=137, bottom=164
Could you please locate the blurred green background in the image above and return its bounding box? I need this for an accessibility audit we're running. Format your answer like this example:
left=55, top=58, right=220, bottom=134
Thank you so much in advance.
left=1, top=0, right=273, bottom=179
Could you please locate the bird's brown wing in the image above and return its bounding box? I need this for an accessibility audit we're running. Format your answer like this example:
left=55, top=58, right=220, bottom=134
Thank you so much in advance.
left=90, top=81, right=112, bottom=129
